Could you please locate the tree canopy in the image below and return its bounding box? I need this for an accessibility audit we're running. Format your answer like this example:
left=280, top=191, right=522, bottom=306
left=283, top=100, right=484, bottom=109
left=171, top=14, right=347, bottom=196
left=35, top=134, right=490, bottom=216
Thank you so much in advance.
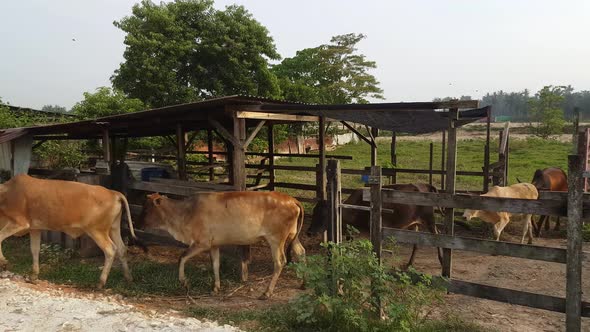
left=112, top=0, right=281, bottom=107
left=71, top=87, right=145, bottom=119
left=273, top=33, right=384, bottom=104
left=528, top=85, right=566, bottom=138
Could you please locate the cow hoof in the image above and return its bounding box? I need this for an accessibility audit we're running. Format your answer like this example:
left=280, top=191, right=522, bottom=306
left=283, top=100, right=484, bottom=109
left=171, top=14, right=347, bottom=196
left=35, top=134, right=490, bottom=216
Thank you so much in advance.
left=180, top=279, right=189, bottom=289
left=258, top=293, right=271, bottom=300
left=25, top=276, right=38, bottom=285
left=0, top=260, right=8, bottom=270
left=97, top=282, right=105, bottom=290
left=124, top=275, right=133, bottom=283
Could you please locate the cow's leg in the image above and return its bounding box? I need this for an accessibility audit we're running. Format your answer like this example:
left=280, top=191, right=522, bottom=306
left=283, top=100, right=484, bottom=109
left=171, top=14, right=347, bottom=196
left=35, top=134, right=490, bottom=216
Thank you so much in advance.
left=210, top=246, right=221, bottom=294
left=405, top=224, right=419, bottom=269
left=521, top=214, right=534, bottom=244
left=535, top=216, right=547, bottom=237
left=554, top=217, right=561, bottom=231
left=178, top=244, right=207, bottom=289
left=423, top=214, right=443, bottom=267
left=0, top=220, right=29, bottom=267
left=29, top=230, right=41, bottom=280
left=260, top=239, right=287, bottom=300
left=240, top=245, right=251, bottom=282
left=86, top=231, right=116, bottom=289
left=493, top=217, right=510, bottom=241
left=544, top=216, right=551, bottom=231
left=109, top=226, right=132, bottom=282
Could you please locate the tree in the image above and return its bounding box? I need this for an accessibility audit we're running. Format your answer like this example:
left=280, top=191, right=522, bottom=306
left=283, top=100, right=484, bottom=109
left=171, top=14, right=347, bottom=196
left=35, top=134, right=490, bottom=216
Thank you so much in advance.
left=528, top=86, right=566, bottom=138
left=71, top=87, right=145, bottom=119
left=41, top=105, right=67, bottom=114
left=112, top=0, right=280, bottom=107
left=273, top=33, right=384, bottom=104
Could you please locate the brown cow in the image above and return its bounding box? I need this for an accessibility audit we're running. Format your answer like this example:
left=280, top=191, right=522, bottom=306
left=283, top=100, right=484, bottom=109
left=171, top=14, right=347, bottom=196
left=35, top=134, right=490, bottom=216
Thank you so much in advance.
left=308, top=183, right=443, bottom=268
left=0, top=174, right=137, bottom=288
left=138, top=191, right=306, bottom=300
left=463, top=183, right=538, bottom=244
left=529, top=167, right=568, bottom=235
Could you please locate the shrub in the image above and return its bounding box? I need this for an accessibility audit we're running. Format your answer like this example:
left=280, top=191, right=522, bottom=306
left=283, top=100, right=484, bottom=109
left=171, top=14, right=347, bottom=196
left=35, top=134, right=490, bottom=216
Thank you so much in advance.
left=290, top=231, right=443, bottom=332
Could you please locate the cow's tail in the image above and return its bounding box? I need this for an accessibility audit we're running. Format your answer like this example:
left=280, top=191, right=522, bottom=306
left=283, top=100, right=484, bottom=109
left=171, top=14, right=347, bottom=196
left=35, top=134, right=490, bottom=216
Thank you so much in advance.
left=516, top=177, right=522, bottom=184
left=119, top=194, right=137, bottom=239
left=118, top=193, right=148, bottom=253
left=286, top=200, right=306, bottom=264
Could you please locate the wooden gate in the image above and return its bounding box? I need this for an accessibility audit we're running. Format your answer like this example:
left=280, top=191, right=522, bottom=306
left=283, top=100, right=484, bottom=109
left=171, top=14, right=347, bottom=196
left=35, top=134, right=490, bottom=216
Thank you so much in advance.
left=326, top=132, right=589, bottom=331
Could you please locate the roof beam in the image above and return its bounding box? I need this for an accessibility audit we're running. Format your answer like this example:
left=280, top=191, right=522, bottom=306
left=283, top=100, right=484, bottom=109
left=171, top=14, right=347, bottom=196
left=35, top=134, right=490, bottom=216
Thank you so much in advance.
left=236, top=111, right=320, bottom=122
left=258, top=100, right=480, bottom=112
left=243, top=120, right=266, bottom=150
left=208, top=118, right=241, bottom=148
left=341, top=121, right=373, bottom=146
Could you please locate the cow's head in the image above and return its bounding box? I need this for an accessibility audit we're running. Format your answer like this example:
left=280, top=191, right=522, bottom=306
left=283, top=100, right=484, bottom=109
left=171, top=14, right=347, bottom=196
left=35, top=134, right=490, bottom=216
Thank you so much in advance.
left=307, top=200, right=329, bottom=236
left=462, top=209, right=480, bottom=221
left=137, top=193, right=169, bottom=231
left=531, top=169, right=549, bottom=191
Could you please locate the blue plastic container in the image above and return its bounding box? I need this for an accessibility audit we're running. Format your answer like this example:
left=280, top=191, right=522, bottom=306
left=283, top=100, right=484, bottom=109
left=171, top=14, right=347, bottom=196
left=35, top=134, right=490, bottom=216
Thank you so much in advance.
left=141, top=167, right=169, bottom=181
left=361, top=174, right=370, bottom=183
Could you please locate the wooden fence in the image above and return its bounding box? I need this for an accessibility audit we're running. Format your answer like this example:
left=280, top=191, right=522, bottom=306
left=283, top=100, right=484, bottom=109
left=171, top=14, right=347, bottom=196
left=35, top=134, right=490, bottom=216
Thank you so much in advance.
left=325, top=146, right=589, bottom=330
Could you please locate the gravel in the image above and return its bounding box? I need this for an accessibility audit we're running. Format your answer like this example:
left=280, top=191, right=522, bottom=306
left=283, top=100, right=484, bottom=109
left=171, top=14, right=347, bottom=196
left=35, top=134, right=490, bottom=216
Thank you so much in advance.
left=0, top=276, right=240, bottom=332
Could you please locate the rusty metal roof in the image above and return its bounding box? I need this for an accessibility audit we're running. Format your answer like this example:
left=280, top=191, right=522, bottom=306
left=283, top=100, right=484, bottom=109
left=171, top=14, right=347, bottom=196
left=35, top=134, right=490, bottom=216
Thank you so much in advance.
left=0, top=95, right=488, bottom=143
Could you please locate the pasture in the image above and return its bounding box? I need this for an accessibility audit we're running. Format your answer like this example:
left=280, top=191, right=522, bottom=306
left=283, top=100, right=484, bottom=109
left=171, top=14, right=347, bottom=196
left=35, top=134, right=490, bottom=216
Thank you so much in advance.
left=1, top=134, right=583, bottom=331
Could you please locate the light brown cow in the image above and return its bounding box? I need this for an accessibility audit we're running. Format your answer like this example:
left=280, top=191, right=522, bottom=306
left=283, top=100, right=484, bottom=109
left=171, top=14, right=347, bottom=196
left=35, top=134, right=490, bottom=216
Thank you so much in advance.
left=463, top=183, right=538, bottom=244
left=138, top=191, right=306, bottom=300
left=0, top=174, right=137, bottom=288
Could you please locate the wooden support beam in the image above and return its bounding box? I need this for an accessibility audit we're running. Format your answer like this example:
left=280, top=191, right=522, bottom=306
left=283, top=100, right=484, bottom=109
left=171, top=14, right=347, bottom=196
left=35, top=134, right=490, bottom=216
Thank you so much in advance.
left=102, top=128, right=111, bottom=167
left=566, top=151, right=584, bottom=331
left=209, top=118, right=241, bottom=148
left=207, top=129, right=215, bottom=181
left=341, top=121, right=372, bottom=146
left=441, top=130, right=446, bottom=190
left=361, top=189, right=577, bottom=217
left=184, top=131, right=199, bottom=151
left=391, top=132, right=397, bottom=184
left=483, top=106, right=492, bottom=192
left=326, top=159, right=342, bottom=243
left=164, top=135, right=176, bottom=148
left=318, top=116, right=327, bottom=201
left=235, top=111, right=320, bottom=122
left=382, top=228, right=573, bottom=264
left=370, top=127, right=378, bottom=166
left=442, top=108, right=458, bottom=278
left=268, top=124, right=275, bottom=191
left=176, top=123, right=187, bottom=180
left=370, top=166, right=382, bottom=262
left=243, top=120, right=266, bottom=149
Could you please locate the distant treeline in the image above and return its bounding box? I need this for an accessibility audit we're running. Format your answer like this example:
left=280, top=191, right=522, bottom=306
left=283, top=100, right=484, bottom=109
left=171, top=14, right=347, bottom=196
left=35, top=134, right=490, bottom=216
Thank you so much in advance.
left=436, top=86, right=590, bottom=122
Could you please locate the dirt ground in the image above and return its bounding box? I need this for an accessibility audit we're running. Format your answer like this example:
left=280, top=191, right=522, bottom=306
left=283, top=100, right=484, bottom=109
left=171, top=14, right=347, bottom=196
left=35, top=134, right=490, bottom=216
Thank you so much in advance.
left=1, top=216, right=588, bottom=331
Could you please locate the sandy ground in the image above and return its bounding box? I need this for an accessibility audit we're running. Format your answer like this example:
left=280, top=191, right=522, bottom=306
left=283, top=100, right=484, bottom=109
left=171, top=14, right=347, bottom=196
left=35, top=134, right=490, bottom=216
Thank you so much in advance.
left=0, top=272, right=240, bottom=332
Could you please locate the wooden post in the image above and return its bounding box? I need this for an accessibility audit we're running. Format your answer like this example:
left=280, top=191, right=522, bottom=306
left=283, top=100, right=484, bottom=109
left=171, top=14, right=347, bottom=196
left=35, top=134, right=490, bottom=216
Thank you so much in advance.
left=102, top=128, right=111, bottom=166
left=326, top=159, right=342, bottom=243
left=483, top=106, right=491, bottom=192
left=268, top=124, right=275, bottom=191
left=207, top=129, right=214, bottom=181
left=441, top=130, right=446, bottom=191
left=370, top=127, right=378, bottom=166
left=429, top=142, right=434, bottom=185
left=176, top=123, right=187, bottom=180
left=566, top=151, right=584, bottom=331
left=318, top=116, right=327, bottom=201
left=572, top=107, right=580, bottom=154
left=391, top=132, right=397, bottom=184
left=370, top=166, right=382, bottom=263
left=442, top=109, right=458, bottom=278
left=370, top=165, right=383, bottom=317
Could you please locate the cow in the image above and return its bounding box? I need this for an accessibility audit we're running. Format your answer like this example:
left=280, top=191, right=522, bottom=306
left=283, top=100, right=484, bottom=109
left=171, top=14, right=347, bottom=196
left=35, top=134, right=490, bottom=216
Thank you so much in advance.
left=308, top=183, right=443, bottom=268
left=0, top=174, right=137, bottom=288
left=463, top=183, right=538, bottom=244
left=528, top=167, right=567, bottom=235
left=137, top=191, right=306, bottom=300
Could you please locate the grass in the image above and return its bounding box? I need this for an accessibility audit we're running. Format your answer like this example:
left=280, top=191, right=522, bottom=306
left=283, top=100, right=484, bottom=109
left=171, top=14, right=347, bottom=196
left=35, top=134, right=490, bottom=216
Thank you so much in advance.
left=2, top=237, right=241, bottom=297
left=272, top=137, right=570, bottom=200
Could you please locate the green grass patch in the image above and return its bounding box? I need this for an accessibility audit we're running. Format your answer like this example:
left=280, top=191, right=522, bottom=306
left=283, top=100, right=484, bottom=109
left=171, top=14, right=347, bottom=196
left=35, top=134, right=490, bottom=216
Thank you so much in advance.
left=2, top=237, right=240, bottom=297
left=273, top=137, right=570, bottom=194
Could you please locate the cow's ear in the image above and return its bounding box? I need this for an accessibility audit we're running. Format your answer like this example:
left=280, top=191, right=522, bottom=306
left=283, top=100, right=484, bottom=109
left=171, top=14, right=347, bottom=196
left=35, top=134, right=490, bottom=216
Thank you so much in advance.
left=153, top=197, right=163, bottom=206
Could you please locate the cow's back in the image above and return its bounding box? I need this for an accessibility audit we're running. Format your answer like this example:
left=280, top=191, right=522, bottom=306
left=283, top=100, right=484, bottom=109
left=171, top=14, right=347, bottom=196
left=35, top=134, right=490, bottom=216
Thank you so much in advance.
left=485, top=183, right=538, bottom=200
left=184, top=191, right=302, bottom=246
left=0, top=174, right=119, bottom=234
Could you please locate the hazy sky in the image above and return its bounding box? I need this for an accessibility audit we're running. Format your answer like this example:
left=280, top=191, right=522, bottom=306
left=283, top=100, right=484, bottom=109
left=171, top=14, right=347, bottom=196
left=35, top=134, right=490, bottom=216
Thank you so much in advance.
left=1, top=0, right=589, bottom=109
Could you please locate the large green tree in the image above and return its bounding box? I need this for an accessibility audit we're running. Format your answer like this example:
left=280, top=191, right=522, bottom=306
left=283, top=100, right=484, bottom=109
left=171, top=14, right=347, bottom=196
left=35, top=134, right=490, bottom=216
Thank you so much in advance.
left=71, top=87, right=145, bottom=119
left=112, top=0, right=280, bottom=107
left=528, top=85, right=566, bottom=138
left=273, top=33, right=384, bottom=104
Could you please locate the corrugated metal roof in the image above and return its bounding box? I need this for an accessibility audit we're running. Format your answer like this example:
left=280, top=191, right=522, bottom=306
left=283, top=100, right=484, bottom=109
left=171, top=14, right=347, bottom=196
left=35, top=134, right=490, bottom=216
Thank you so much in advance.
left=0, top=95, right=488, bottom=142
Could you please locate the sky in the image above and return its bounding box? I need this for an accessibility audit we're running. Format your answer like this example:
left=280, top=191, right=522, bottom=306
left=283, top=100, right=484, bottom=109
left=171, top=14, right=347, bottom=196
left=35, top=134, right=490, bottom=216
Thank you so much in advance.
left=1, top=0, right=589, bottom=109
